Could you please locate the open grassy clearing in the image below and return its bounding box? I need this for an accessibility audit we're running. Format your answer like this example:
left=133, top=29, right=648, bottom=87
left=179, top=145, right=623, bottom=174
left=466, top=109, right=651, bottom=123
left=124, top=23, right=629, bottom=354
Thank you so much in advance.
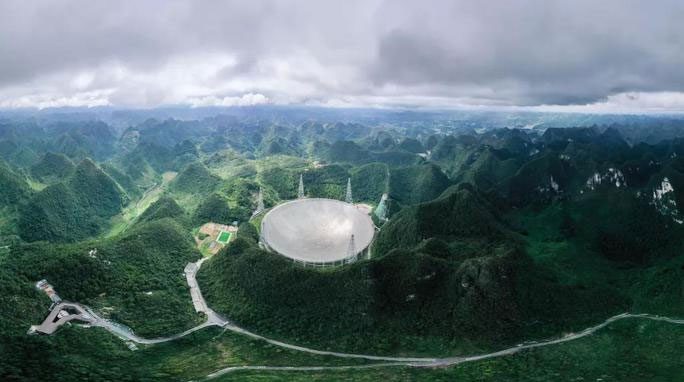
left=194, top=222, right=238, bottom=255
left=217, top=231, right=232, bottom=244
left=26, top=178, right=47, bottom=191
left=205, top=150, right=258, bottom=179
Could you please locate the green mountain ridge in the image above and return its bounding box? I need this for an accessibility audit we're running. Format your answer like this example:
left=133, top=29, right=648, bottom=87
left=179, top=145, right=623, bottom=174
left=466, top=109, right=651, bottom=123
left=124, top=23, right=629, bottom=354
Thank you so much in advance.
left=170, top=162, right=221, bottom=194
left=30, top=152, right=76, bottom=184
left=18, top=159, right=127, bottom=242
left=0, top=159, right=32, bottom=207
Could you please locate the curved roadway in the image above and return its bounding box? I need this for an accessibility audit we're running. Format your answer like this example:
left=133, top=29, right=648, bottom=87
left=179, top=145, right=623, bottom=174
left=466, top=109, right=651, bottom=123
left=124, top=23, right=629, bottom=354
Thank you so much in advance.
left=30, top=257, right=684, bottom=378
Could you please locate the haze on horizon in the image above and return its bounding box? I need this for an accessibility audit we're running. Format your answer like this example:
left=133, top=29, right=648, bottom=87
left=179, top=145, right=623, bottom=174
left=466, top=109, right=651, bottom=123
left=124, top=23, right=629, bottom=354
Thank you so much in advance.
left=1, top=0, right=684, bottom=113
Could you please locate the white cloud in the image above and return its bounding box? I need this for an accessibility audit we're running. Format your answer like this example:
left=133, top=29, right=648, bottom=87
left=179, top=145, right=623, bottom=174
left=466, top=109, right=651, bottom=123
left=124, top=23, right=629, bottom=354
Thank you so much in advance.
left=526, top=92, right=684, bottom=114
left=0, top=90, right=113, bottom=109
left=188, top=93, right=269, bottom=107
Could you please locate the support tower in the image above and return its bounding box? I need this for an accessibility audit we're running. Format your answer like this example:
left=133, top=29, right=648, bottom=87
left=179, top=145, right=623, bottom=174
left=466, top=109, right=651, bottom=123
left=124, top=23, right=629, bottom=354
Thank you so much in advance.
left=345, top=178, right=353, bottom=203
left=298, top=174, right=305, bottom=199
left=374, top=193, right=388, bottom=221
left=255, top=187, right=265, bottom=215
left=346, top=234, right=356, bottom=262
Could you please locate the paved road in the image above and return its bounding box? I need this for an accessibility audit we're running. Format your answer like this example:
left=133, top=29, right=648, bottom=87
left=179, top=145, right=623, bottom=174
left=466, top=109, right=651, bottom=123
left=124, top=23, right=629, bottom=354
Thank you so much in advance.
left=184, top=258, right=227, bottom=326
left=29, top=257, right=226, bottom=344
left=89, top=257, right=227, bottom=344
left=89, top=258, right=431, bottom=362
left=29, top=302, right=96, bottom=334
left=425, top=312, right=684, bottom=367
left=205, top=312, right=684, bottom=378
left=206, top=363, right=410, bottom=380
left=184, top=260, right=684, bottom=367
left=30, top=258, right=684, bottom=376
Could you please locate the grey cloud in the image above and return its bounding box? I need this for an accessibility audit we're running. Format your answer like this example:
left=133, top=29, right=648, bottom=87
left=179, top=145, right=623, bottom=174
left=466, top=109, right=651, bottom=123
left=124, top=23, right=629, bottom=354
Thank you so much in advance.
left=369, top=0, right=684, bottom=105
left=1, top=0, right=684, bottom=108
left=0, top=1, right=370, bottom=84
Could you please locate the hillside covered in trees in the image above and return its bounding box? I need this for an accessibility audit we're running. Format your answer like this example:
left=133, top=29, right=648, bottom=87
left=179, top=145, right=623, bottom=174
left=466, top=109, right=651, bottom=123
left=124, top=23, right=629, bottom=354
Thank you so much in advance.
left=1, top=107, right=684, bottom=381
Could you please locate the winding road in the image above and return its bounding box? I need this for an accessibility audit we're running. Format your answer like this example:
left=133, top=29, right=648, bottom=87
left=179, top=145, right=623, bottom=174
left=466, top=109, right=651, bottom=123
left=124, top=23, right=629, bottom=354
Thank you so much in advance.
left=30, top=257, right=684, bottom=379
left=205, top=312, right=684, bottom=378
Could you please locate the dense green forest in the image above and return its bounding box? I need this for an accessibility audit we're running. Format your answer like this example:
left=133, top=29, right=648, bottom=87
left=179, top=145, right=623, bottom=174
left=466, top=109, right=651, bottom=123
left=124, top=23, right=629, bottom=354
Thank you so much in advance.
left=18, top=159, right=127, bottom=242
left=138, top=196, right=187, bottom=225
left=1, top=108, right=684, bottom=381
left=30, top=152, right=75, bottom=184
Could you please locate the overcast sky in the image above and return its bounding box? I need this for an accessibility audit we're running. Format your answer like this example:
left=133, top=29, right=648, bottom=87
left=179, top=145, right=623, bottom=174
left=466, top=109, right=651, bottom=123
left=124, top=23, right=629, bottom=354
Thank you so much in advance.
left=1, top=0, right=683, bottom=112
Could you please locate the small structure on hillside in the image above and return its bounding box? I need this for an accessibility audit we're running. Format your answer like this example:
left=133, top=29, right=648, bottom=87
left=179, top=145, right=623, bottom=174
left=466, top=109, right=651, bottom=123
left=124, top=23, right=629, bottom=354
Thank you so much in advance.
left=36, top=279, right=61, bottom=304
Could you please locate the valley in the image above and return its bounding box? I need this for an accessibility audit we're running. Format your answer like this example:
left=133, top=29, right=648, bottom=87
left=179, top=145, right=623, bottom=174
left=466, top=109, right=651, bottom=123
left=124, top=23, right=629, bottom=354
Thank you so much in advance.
left=106, top=171, right=177, bottom=238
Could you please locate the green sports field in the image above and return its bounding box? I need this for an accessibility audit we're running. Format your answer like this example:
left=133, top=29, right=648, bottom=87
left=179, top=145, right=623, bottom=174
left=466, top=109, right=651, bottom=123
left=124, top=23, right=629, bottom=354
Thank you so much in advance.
left=217, top=231, right=232, bottom=244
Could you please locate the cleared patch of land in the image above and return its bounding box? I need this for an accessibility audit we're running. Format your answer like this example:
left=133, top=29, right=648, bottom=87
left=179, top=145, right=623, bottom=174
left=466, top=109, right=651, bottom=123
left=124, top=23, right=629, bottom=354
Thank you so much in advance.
left=217, top=231, right=232, bottom=244
left=195, top=222, right=238, bottom=255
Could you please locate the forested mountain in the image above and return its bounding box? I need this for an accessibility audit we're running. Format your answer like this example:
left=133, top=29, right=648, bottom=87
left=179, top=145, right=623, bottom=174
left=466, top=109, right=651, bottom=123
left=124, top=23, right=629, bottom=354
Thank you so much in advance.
left=192, top=193, right=232, bottom=225
left=170, top=162, right=221, bottom=194
left=18, top=159, right=126, bottom=242
left=0, top=159, right=32, bottom=207
left=1, top=107, right=684, bottom=381
left=30, top=152, right=75, bottom=183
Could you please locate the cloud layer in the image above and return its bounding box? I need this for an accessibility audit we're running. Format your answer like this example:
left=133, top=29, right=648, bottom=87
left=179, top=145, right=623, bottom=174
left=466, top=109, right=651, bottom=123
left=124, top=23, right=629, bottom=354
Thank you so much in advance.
left=1, top=0, right=684, bottom=111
